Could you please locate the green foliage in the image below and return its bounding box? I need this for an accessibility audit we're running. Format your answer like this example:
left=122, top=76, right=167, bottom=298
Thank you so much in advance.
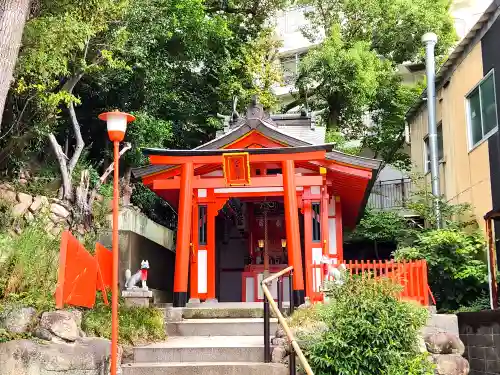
left=297, top=27, right=387, bottom=129
left=287, top=0, right=455, bottom=167
left=395, top=229, right=488, bottom=312
left=348, top=209, right=414, bottom=244
left=325, top=129, right=361, bottom=155
left=407, top=175, right=477, bottom=229
left=299, top=0, right=456, bottom=64
left=0, top=223, right=59, bottom=311
left=82, top=295, right=166, bottom=345
left=290, top=277, right=433, bottom=375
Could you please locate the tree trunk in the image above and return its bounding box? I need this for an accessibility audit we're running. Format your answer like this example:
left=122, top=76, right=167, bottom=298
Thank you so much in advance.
left=0, top=0, right=31, bottom=129
left=121, top=166, right=132, bottom=206
left=48, top=133, right=72, bottom=200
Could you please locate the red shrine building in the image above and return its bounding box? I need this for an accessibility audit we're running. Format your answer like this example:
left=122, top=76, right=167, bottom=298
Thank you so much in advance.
left=133, top=101, right=381, bottom=307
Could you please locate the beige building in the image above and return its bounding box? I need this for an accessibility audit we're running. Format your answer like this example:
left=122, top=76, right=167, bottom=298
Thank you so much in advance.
left=406, top=2, right=500, bottom=231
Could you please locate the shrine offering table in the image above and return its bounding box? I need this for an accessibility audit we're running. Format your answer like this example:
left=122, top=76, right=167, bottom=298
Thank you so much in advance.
left=241, top=264, right=290, bottom=302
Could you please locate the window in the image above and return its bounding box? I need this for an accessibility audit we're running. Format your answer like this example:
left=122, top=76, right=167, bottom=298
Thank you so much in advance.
left=198, top=205, right=207, bottom=245
left=312, top=202, right=321, bottom=242
left=424, top=123, right=444, bottom=173
left=467, top=70, right=498, bottom=148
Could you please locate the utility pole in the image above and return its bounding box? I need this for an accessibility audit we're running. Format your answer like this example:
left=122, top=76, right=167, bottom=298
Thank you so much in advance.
left=422, top=32, right=442, bottom=228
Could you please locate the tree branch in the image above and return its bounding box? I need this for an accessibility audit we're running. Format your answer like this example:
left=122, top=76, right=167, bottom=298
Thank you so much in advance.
left=67, top=101, right=85, bottom=177
left=87, top=142, right=132, bottom=208
left=48, top=132, right=72, bottom=200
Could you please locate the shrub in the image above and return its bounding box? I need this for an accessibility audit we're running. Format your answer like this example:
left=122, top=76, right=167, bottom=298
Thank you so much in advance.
left=0, top=223, right=59, bottom=311
left=394, top=229, right=488, bottom=312
left=82, top=296, right=166, bottom=345
left=290, top=277, right=433, bottom=375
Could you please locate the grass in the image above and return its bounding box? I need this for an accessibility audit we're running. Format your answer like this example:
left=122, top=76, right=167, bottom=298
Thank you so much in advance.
left=0, top=222, right=59, bottom=311
left=0, top=209, right=165, bottom=346
left=82, top=294, right=166, bottom=345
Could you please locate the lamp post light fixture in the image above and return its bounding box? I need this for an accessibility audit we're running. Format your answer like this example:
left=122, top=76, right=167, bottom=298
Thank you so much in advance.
left=98, top=110, right=135, bottom=375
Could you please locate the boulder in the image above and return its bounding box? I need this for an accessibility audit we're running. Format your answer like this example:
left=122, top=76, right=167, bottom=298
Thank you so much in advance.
left=12, top=193, right=33, bottom=217
left=0, top=307, right=37, bottom=334
left=0, top=189, right=16, bottom=204
left=425, top=332, right=465, bottom=355
left=29, top=196, right=48, bottom=213
left=432, top=354, right=470, bottom=375
left=272, top=337, right=289, bottom=351
left=33, top=327, right=53, bottom=341
left=0, top=337, right=120, bottom=375
left=64, top=309, right=83, bottom=328
left=50, top=203, right=70, bottom=219
left=40, top=311, right=79, bottom=342
left=275, top=326, right=286, bottom=338
left=272, top=346, right=287, bottom=363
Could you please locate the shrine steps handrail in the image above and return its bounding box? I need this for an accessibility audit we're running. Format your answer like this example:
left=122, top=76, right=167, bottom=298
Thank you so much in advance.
left=261, top=266, right=314, bottom=375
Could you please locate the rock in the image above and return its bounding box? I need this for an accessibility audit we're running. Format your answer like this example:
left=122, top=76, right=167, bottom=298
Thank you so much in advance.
left=29, top=196, right=48, bottom=213
left=40, top=311, right=79, bottom=342
left=0, top=337, right=120, bottom=375
left=12, top=193, right=33, bottom=217
left=275, top=326, right=286, bottom=338
left=0, top=189, right=16, bottom=204
left=50, top=203, right=70, bottom=219
left=65, top=309, right=83, bottom=328
left=0, top=307, right=37, bottom=334
left=33, top=326, right=53, bottom=341
left=418, top=336, right=427, bottom=353
left=17, top=192, right=33, bottom=206
left=272, top=337, right=289, bottom=350
left=272, top=346, right=287, bottom=363
left=122, top=345, right=134, bottom=364
left=432, top=354, right=470, bottom=375
left=425, top=332, right=465, bottom=355
left=24, top=211, right=34, bottom=222
left=18, top=178, right=28, bottom=185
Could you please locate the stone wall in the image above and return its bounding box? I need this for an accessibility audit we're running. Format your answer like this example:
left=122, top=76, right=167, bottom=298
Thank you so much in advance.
left=0, top=182, right=87, bottom=237
left=458, top=311, right=500, bottom=375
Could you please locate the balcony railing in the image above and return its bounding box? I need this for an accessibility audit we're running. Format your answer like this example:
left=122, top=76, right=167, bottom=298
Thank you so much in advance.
left=367, top=178, right=412, bottom=210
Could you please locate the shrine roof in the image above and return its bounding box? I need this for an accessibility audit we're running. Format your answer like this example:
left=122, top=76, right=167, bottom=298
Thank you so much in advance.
left=142, top=144, right=335, bottom=157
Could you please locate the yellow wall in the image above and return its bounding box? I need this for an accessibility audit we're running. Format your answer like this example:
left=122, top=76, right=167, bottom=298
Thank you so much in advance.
left=409, top=43, right=492, bottom=230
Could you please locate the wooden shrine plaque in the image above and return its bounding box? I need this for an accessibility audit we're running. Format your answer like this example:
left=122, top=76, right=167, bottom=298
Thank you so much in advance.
left=223, top=152, right=250, bottom=186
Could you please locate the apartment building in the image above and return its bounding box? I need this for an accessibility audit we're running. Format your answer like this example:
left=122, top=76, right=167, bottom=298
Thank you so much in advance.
left=406, top=1, right=500, bottom=234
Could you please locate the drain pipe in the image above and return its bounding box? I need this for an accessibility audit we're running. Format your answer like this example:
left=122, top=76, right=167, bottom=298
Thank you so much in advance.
left=422, top=32, right=442, bottom=228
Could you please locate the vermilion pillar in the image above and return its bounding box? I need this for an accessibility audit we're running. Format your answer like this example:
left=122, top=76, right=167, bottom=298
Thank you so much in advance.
left=282, top=159, right=305, bottom=305
left=173, top=162, right=194, bottom=307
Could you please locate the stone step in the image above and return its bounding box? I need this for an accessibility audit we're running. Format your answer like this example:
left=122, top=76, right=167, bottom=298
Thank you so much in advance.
left=168, top=318, right=278, bottom=336
left=134, top=336, right=268, bottom=363
left=122, top=362, right=288, bottom=375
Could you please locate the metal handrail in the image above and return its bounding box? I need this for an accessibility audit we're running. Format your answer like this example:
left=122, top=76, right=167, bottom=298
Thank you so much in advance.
left=261, top=266, right=314, bottom=375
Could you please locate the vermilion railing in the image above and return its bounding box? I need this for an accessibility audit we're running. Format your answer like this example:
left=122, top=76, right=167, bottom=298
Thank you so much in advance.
left=309, top=259, right=433, bottom=306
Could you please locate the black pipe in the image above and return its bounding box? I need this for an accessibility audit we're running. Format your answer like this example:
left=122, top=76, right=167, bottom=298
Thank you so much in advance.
left=264, top=296, right=271, bottom=363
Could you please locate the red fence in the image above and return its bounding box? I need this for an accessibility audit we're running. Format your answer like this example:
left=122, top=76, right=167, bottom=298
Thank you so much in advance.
left=310, top=259, right=433, bottom=306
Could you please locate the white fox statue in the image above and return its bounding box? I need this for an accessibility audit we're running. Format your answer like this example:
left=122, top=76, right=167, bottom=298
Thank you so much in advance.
left=125, top=260, right=150, bottom=290
left=320, top=255, right=346, bottom=286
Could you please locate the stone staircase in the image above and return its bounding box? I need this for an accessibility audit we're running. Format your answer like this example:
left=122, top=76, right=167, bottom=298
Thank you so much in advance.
left=122, top=303, right=288, bottom=375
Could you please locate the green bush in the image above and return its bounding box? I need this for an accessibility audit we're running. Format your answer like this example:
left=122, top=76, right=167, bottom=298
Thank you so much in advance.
left=0, top=224, right=59, bottom=311
left=82, top=296, right=166, bottom=345
left=394, top=229, right=488, bottom=312
left=290, top=277, right=433, bottom=375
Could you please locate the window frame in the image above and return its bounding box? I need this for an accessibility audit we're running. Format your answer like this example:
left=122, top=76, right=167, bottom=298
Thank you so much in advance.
left=466, top=69, right=499, bottom=151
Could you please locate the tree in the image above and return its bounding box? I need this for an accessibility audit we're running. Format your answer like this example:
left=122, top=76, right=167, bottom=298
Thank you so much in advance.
left=0, top=0, right=31, bottom=127
left=286, top=0, right=456, bottom=168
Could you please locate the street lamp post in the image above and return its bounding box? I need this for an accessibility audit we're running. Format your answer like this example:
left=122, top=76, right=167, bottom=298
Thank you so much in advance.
left=98, top=110, right=135, bottom=375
